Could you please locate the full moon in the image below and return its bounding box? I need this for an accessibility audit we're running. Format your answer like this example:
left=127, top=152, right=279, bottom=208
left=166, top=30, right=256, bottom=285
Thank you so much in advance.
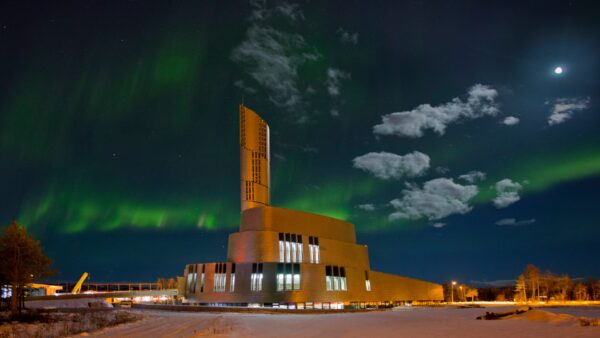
left=554, top=66, right=563, bottom=74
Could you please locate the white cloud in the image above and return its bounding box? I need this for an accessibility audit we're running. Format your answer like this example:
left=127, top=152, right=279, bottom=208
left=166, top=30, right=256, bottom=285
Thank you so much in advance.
left=502, top=116, right=520, bottom=126
left=326, top=68, right=351, bottom=97
left=337, top=28, right=358, bottom=45
left=435, top=167, right=450, bottom=175
left=231, top=1, right=320, bottom=117
left=493, top=179, right=522, bottom=208
left=389, top=178, right=478, bottom=221
left=373, top=84, right=499, bottom=138
left=495, top=218, right=536, bottom=226
left=357, top=204, right=375, bottom=211
left=352, top=151, right=430, bottom=180
left=458, top=171, right=486, bottom=183
left=432, top=222, right=446, bottom=228
left=548, top=97, right=590, bottom=125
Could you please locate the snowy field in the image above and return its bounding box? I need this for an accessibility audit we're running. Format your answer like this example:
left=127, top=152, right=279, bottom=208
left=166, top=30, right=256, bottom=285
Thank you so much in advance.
left=88, top=306, right=600, bottom=338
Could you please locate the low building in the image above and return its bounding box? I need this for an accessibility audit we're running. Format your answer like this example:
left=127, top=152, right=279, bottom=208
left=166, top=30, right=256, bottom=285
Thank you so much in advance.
left=181, top=105, right=443, bottom=308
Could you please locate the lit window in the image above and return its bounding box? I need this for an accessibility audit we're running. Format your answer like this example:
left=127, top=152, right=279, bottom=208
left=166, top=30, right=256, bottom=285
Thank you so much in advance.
left=251, top=263, right=263, bottom=292
left=187, top=265, right=197, bottom=294
left=230, top=264, right=236, bottom=292
left=365, top=271, right=371, bottom=292
left=200, top=265, right=205, bottom=293
left=213, top=263, right=227, bottom=293
left=285, top=233, right=291, bottom=263
left=279, top=233, right=304, bottom=263
left=325, top=265, right=347, bottom=291
left=325, top=265, right=333, bottom=291
left=279, top=233, right=285, bottom=263
left=276, top=263, right=301, bottom=291
left=309, top=237, right=320, bottom=264
left=297, top=236, right=303, bottom=263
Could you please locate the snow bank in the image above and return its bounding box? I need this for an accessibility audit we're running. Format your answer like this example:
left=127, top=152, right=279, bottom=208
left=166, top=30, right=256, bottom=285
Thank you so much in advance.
left=26, top=298, right=113, bottom=309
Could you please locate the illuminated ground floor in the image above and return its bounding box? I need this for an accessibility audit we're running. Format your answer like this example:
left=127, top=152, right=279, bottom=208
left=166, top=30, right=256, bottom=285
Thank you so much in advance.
left=179, top=261, right=443, bottom=309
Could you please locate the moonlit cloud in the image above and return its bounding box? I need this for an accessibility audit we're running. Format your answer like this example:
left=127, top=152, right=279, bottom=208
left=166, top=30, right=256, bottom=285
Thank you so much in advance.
left=373, top=84, right=499, bottom=138
left=231, top=1, right=320, bottom=118
left=356, top=203, right=375, bottom=211
left=547, top=97, right=590, bottom=125
left=352, top=151, right=430, bottom=180
left=458, top=171, right=486, bottom=183
left=389, top=178, right=478, bottom=221
left=495, top=218, right=536, bottom=226
left=326, top=68, right=351, bottom=97
left=337, top=28, right=358, bottom=45
left=432, top=222, right=446, bottom=228
left=493, top=178, right=522, bottom=208
left=502, top=116, right=520, bottom=126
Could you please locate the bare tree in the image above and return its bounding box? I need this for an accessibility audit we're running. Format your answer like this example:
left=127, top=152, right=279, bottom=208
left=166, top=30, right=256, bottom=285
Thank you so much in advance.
left=592, top=280, right=600, bottom=301
left=524, top=264, right=540, bottom=301
left=167, top=278, right=177, bottom=289
left=573, top=282, right=589, bottom=301
left=556, top=274, right=572, bottom=301
left=0, top=221, right=54, bottom=317
left=515, top=274, right=527, bottom=302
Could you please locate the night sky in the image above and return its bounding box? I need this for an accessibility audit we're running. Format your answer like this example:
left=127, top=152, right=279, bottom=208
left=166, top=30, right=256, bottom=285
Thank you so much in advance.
left=1, top=1, right=599, bottom=285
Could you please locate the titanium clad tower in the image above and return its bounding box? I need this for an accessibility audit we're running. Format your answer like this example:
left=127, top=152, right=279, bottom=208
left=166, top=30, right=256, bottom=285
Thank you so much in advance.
left=240, top=104, right=270, bottom=211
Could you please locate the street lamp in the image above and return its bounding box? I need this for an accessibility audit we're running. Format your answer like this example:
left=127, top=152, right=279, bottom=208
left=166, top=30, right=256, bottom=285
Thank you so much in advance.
left=451, top=281, right=457, bottom=304
left=459, top=285, right=463, bottom=303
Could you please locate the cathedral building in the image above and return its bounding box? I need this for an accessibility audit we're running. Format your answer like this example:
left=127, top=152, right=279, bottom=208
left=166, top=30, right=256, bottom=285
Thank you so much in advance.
left=180, top=105, right=443, bottom=309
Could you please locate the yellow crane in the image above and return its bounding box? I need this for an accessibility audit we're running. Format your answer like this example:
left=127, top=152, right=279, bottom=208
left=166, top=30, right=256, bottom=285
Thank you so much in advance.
left=71, top=272, right=89, bottom=294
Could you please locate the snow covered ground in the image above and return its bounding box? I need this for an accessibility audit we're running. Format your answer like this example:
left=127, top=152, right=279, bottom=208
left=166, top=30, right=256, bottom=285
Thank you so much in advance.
left=88, top=306, right=600, bottom=338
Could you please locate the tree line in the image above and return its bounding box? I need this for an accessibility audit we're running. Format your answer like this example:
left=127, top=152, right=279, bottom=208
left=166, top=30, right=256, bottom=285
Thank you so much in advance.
left=514, top=264, right=600, bottom=302
left=478, top=264, right=600, bottom=302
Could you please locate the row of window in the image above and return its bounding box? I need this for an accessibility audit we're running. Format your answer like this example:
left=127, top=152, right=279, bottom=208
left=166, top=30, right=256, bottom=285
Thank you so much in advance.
left=325, top=265, right=348, bottom=291
left=244, top=180, right=255, bottom=201
left=187, top=264, right=372, bottom=294
left=276, top=263, right=301, bottom=291
left=278, top=233, right=303, bottom=263
left=278, top=233, right=320, bottom=264
left=213, top=263, right=227, bottom=292
left=250, top=263, right=263, bottom=291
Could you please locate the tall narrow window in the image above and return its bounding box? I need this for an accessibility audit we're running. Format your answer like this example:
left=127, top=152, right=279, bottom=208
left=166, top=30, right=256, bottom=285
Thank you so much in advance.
left=290, top=234, right=297, bottom=264
left=213, top=263, right=227, bottom=292
left=333, top=266, right=340, bottom=291
left=279, top=233, right=285, bottom=263
left=200, top=264, right=205, bottom=293
left=325, top=265, right=333, bottom=291
left=297, top=236, right=303, bottom=263
left=285, top=233, right=291, bottom=263
left=365, top=271, right=371, bottom=292
left=230, top=264, right=236, bottom=292
left=293, top=263, right=301, bottom=290
left=251, top=263, right=263, bottom=291
left=340, top=267, right=347, bottom=291
left=276, top=263, right=285, bottom=291
left=187, top=265, right=197, bottom=294
left=309, top=237, right=320, bottom=264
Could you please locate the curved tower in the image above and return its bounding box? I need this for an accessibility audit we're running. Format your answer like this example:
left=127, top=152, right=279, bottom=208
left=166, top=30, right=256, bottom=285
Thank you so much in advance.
left=239, top=104, right=270, bottom=211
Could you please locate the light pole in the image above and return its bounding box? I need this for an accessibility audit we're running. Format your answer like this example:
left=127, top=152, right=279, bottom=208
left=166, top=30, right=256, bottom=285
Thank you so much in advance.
left=459, top=285, right=463, bottom=303
left=451, top=281, right=457, bottom=304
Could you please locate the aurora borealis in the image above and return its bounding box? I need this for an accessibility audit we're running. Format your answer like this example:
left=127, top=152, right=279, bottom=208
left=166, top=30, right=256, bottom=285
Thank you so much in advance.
left=1, top=1, right=599, bottom=283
